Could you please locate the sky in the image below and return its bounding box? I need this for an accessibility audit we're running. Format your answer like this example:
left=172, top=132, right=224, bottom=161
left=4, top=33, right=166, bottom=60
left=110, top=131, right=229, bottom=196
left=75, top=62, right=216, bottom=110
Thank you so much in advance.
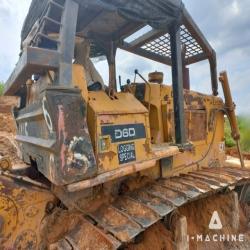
left=0, top=0, right=249, bottom=115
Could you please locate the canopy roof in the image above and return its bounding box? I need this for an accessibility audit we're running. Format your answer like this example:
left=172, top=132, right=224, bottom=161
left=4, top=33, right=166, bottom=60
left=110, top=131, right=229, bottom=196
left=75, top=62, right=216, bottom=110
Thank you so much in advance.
left=20, top=0, right=214, bottom=67
left=5, top=0, right=218, bottom=100
left=22, top=0, right=183, bottom=41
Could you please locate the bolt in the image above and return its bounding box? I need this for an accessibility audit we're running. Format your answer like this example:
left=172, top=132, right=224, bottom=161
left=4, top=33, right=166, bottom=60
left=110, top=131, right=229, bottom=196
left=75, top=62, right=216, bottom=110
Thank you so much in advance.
left=46, top=202, right=56, bottom=214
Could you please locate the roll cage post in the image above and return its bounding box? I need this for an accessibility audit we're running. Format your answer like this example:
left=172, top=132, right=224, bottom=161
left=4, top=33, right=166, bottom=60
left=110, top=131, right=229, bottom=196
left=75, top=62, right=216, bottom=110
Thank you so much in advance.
left=169, top=24, right=187, bottom=145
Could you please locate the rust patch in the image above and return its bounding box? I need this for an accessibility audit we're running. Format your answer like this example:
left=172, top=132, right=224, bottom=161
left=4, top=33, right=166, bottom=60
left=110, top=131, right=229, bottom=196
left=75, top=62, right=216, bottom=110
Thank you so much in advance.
left=90, top=205, right=142, bottom=242
left=98, top=151, right=116, bottom=163
left=170, top=109, right=207, bottom=142
left=57, top=104, right=68, bottom=173
left=99, top=115, right=113, bottom=125
left=40, top=208, right=81, bottom=245
left=114, top=197, right=159, bottom=226
left=189, top=111, right=207, bottom=141
left=14, top=229, right=37, bottom=250
left=143, top=141, right=151, bottom=154
left=184, top=92, right=205, bottom=108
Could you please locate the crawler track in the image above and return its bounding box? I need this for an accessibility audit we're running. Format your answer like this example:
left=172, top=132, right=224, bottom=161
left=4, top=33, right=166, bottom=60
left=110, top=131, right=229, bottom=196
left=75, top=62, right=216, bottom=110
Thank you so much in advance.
left=54, top=166, right=250, bottom=249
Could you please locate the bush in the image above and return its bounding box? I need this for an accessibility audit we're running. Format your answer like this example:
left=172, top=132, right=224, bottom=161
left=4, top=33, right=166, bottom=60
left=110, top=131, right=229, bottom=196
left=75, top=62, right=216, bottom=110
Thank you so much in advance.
left=0, top=82, right=4, bottom=96
left=225, top=116, right=250, bottom=152
left=238, top=116, right=250, bottom=152
left=225, top=118, right=236, bottom=147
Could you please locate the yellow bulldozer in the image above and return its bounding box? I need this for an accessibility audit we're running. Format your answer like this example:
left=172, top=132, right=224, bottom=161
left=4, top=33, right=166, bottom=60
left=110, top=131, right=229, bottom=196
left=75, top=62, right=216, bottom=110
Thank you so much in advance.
left=1, top=0, right=249, bottom=249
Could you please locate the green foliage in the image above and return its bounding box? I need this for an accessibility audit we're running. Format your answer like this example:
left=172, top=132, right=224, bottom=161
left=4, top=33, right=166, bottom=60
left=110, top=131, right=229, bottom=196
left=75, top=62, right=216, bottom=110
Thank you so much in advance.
left=238, top=116, right=250, bottom=152
left=0, top=81, right=4, bottom=96
left=225, top=116, right=250, bottom=152
left=225, top=118, right=236, bottom=147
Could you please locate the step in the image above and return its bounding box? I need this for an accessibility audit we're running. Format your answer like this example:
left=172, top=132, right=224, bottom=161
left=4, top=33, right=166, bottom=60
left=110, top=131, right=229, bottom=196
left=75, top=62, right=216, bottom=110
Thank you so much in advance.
left=4, top=47, right=60, bottom=95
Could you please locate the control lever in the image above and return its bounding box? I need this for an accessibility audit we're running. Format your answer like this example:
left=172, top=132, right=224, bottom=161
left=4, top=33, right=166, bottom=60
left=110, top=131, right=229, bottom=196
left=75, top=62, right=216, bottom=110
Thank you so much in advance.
left=135, top=69, right=148, bottom=84
left=134, top=69, right=152, bottom=113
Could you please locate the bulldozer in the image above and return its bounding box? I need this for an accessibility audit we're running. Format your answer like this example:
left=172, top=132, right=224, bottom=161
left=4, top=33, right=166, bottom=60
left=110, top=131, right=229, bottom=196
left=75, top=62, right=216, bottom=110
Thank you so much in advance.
left=1, top=0, right=250, bottom=249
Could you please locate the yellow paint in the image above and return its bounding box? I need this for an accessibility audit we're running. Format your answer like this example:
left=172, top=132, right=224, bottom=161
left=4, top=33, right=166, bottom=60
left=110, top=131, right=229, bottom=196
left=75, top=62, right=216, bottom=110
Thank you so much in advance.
left=0, top=176, right=56, bottom=249
left=73, top=66, right=226, bottom=180
left=0, top=66, right=229, bottom=250
left=140, top=83, right=225, bottom=178
left=72, top=64, right=88, bottom=102
left=88, top=91, right=151, bottom=173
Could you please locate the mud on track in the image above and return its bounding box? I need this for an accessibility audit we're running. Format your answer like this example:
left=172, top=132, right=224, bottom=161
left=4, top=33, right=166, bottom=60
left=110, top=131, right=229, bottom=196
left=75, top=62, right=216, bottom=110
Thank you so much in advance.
left=126, top=192, right=250, bottom=250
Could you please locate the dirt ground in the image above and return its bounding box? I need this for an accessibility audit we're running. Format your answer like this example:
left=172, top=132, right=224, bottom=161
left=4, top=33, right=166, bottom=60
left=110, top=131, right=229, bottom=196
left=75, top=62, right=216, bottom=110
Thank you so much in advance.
left=179, top=192, right=250, bottom=250
left=126, top=192, right=250, bottom=250
left=0, top=133, right=21, bottom=164
left=226, top=147, right=250, bottom=160
left=0, top=97, right=22, bottom=165
left=127, top=222, right=174, bottom=250
left=0, top=112, right=16, bottom=134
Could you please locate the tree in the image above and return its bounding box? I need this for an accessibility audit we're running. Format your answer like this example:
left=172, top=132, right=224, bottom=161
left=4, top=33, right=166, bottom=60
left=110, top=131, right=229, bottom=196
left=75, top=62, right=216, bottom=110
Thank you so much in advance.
left=0, top=81, right=4, bottom=96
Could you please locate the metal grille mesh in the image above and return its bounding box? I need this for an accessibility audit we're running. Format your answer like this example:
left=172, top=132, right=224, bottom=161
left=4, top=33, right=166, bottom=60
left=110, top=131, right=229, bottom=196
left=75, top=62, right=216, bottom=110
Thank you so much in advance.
left=141, top=25, right=203, bottom=59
